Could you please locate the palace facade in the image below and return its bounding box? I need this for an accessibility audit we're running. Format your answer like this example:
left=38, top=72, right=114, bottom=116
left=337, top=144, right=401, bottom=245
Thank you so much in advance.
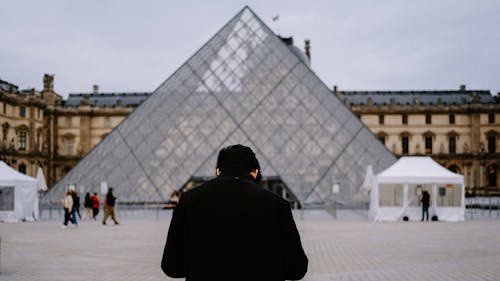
left=1, top=74, right=499, bottom=195
left=0, top=75, right=148, bottom=187
left=340, top=86, right=500, bottom=195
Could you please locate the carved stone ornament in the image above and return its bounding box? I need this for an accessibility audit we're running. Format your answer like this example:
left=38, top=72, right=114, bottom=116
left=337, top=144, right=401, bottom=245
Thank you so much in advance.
left=43, top=74, right=54, bottom=91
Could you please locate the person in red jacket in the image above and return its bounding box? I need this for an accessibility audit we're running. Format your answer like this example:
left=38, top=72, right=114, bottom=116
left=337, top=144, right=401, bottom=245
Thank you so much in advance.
left=92, top=192, right=100, bottom=220
left=161, top=144, right=308, bottom=281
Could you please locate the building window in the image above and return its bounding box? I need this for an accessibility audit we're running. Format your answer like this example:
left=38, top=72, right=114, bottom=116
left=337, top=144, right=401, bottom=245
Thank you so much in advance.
left=488, top=165, right=497, bottom=187
left=3, top=103, right=6, bottom=114
left=489, top=113, right=495, bottom=124
left=448, top=165, right=459, bottom=173
left=18, top=164, right=26, bottom=174
left=449, top=136, right=456, bottom=154
left=19, top=106, right=26, bottom=118
left=425, top=136, right=432, bottom=154
left=379, top=115, right=384, bottom=125
left=402, top=136, right=409, bottom=154
left=449, top=114, right=455, bottom=124
left=425, top=114, right=431, bottom=124
left=66, top=117, right=72, bottom=127
left=402, top=115, right=408, bottom=125
left=488, top=135, right=496, bottom=154
left=19, top=131, right=26, bottom=151
left=105, top=116, right=111, bottom=127
left=65, top=138, right=73, bottom=155
left=378, top=136, right=385, bottom=145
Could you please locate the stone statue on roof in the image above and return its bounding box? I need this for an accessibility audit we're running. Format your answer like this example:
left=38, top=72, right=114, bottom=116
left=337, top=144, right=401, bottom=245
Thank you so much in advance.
left=43, top=74, right=54, bottom=91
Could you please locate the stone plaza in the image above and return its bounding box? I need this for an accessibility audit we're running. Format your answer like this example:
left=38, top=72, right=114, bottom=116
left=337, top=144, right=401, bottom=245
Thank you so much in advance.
left=1, top=210, right=500, bottom=281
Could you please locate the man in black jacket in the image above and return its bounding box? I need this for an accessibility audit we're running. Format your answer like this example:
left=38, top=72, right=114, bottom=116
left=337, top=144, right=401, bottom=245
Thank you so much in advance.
left=161, top=144, right=308, bottom=281
left=102, top=187, right=119, bottom=225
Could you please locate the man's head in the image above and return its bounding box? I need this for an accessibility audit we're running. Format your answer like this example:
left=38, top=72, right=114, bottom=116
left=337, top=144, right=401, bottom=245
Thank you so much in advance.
left=216, top=144, right=261, bottom=182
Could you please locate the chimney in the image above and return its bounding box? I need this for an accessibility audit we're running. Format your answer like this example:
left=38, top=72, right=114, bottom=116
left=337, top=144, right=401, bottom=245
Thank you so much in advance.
left=460, top=84, right=466, bottom=91
left=93, top=84, right=99, bottom=94
left=304, top=39, right=311, bottom=64
left=333, top=85, right=338, bottom=94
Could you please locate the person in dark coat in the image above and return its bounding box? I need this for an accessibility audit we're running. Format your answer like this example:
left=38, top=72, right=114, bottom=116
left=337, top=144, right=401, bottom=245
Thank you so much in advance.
left=421, top=190, right=430, bottom=221
left=161, top=144, right=308, bottom=281
left=82, top=192, right=94, bottom=220
left=102, top=187, right=119, bottom=225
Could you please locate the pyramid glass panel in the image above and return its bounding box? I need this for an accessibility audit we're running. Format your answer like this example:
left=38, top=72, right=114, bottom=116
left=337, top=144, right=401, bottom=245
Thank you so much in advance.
left=44, top=6, right=396, bottom=207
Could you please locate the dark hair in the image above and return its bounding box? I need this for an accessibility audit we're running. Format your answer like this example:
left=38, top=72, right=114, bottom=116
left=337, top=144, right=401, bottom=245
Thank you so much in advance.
left=216, top=144, right=261, bottom=181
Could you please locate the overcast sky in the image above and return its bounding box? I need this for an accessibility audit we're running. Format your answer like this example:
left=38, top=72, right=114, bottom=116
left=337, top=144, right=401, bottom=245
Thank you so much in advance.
left=1, top=0, right=499, bottom=98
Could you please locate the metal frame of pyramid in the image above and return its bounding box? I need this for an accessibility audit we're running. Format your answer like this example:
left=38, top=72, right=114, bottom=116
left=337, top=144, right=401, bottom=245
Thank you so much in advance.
left=44, top=6, right=396, bottom=207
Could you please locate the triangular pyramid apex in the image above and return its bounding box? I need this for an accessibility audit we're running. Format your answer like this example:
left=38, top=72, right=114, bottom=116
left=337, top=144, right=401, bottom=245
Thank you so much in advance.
left=239, top=5, right=256, bottom=14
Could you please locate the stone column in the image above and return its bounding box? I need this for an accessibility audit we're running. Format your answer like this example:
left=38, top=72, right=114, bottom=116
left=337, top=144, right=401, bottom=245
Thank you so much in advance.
left=79, top=115, right=91, bottom=154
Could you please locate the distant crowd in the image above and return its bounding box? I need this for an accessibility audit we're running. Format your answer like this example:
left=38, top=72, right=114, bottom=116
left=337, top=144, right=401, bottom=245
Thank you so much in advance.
left=61, top=187, right=119, bottom=228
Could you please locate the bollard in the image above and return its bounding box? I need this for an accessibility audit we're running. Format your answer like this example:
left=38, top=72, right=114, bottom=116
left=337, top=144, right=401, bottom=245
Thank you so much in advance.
left=470, top=198, right=473, bottom=221
left=490, top=197, right=492, bottom=217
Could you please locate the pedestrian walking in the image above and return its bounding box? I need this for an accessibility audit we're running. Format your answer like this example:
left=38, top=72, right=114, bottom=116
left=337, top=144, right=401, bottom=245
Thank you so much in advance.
left=70, top=191, right=79, bottom=227
left=102, top=187, right=119, bottom=225
left=82, top=192, right=93, bottom=220
left=161, top=144, right=308, bottom=281
left=61, top=190, right=75, bottom=229
left=92, top=192, right=100, bottom=220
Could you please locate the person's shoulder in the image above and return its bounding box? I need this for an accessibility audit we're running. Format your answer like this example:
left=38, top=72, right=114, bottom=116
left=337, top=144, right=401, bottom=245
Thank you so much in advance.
left=177, top=180, right=211, bottom=199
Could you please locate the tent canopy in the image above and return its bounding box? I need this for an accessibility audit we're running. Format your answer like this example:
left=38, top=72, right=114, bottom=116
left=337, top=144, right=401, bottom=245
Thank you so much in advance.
left=0, top=161, right=38, bottom=222
left=0, top=161, right=37, bottom=184
left=376, top=157, right=463, bottom=184
left=370, top=157, right=465, bottom=222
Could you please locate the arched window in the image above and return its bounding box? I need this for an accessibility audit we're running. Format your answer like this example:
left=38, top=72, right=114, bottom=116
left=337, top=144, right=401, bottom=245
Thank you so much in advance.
left=15, top=125, right=29, bottom=151
left=448, top=131, right=459, bottom=154
left=18, top=163, right=26, bottom=174
left=422, top=131, right=435, bottom=154
left=376, top=132, right=388, bottom=145
left=400, top=131, right=411, bottom=155
left=62, top=133, right=75, bottom=155
left=448, top=165, right=461, bottom=174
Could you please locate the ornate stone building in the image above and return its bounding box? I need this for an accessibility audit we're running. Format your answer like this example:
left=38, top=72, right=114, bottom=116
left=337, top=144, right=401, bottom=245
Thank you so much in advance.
left=2, top=73, right=499, bottom=196
left=0, top=75, right=148, bottom=187
left=340, top=86, right=500, bottom=195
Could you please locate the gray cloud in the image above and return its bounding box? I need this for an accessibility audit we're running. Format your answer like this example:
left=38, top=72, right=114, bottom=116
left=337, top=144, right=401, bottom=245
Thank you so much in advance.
left=0, top=0, right=499, bottom=97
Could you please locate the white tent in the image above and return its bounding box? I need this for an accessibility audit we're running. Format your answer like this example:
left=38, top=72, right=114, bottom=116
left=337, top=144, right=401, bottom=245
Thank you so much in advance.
left=369, top=157, right=465, bottom=222
left=0, top=161, right=38, bottom=222
left=33, top=166, right=48, bottom=220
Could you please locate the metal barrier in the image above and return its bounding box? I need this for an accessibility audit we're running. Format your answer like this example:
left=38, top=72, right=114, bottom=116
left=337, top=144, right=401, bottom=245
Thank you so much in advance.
left=39, top=202, right=174, bottom=222
left=465, top=196, right=500, bottom=220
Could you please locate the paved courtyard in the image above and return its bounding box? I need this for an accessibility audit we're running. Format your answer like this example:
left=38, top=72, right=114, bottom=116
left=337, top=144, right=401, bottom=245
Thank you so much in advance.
left=1, top=210, right=500, bottom=281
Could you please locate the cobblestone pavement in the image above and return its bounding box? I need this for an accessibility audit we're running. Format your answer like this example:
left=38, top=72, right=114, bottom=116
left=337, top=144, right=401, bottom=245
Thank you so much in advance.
left=1, top=211, right=500, bottom=281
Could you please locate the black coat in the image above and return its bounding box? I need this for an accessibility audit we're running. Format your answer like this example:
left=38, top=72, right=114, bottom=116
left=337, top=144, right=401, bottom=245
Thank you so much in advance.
left=161, top=173, right=308, bottom=281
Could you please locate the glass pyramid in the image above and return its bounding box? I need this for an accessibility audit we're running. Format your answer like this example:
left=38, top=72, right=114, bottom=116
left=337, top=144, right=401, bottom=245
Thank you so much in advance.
left=44, top=7, right=396, bottom=207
